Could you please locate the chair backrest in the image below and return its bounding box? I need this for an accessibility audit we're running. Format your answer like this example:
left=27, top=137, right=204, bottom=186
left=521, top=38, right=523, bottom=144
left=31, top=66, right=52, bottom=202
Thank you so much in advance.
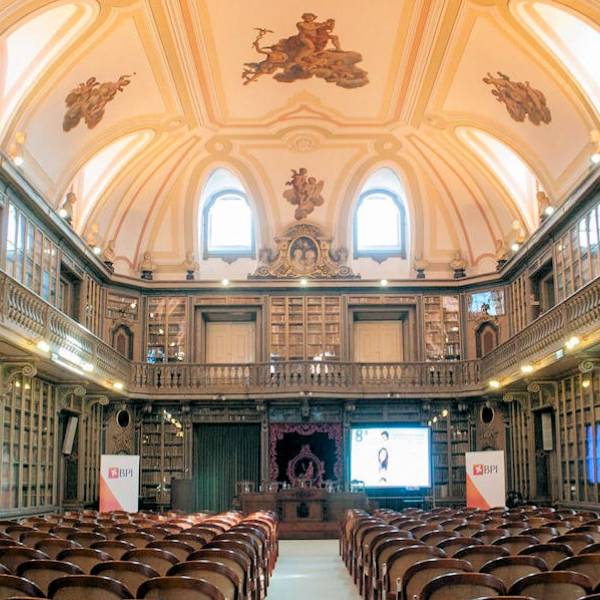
left=56, top=548, right=112, bottom=573
left=47, top=574, right=133, bottom=599
left=90, top=540, right=136, bottom=560
left=93, top=527, right=125, bottom=541
left=402, top=558, right=473, bottom=600
left=385, top=545, right=446, bottom=593
left=137, top=576, right=225, bottom=599
left=116, top=532, right=155, bottom=549
left=168, top=560, right=238, bottom=600
left=19, top=532, right=54, bottom=547
left=16, top=559, right=84, bottom=595
left=550, top=533, right=596, bottom=554
left=492, top=535, right=539, bottom=555
left=518, top=543, right=574, bottom=568
left=521, top=527, right=559, bottom=543
left=454, top=545, right=510, bottom=570
left=474, top=529, right=511, bottom=545
left=91, top=560, right=159, bottom=596
left=420, top=572, right=506, bottom=600
left=146, top=540, right=195, bottom=561
left=555, top=554, right=600, bottom=588
left=34, top=538, right=81, bottom=559
left=67, top=532, right=107, bottom=548
left=439, top=537, right=483, bottom=554
left=508, top=570, right=592, bottom=600
left=420, top=530, right=459, bottom=546
left=0, top=574, right=44, bottom=598
left=187, top=549, right=250, bottom=598
left=121, top=548, right=179, bottom=576
left=480, top=555, right=548, bottom=588
left=0, top=546, right=49, bottom=573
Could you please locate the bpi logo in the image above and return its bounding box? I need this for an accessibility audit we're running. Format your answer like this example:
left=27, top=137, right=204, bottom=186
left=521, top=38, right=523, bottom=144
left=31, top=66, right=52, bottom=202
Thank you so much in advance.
left=108, top=467, right=134, bottom=479
left=473, top=464, right=498, bottom=476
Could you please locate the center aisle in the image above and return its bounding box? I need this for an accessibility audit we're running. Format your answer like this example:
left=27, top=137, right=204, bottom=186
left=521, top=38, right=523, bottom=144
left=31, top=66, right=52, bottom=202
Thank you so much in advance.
left=267, top=539, right=362, bottom=600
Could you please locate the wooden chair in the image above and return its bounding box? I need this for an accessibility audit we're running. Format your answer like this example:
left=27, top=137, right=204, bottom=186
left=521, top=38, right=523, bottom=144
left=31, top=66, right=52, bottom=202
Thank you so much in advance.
left=147, top=539, right=195, bottom=561
left=121, top=548, right=178, bottom=576
left=90, top=540, right=136, bottom=560
left=188, top=548, right=251, bottom=600
left=67, top=532, right=107, bottom=548
left=521, top=527, right=559, bottom=543
left=56, top=548, right=112, bottom=573
left=492, top=535, right=539, bottom=555
left=19, top=531, right=54, bottom=547
left=137, top=576, right=225, bottom=599
left=555, top=554, right=600, bottom=588
left=49, top=527, right=78, bottom=540
left=508, top=570, right=592, bottom=599
left=0, top=574, right=44, bottom=598
left=16, top=559, right=84, bottom=595
left=4, top=526, right=35, bottom=541
left=35, top=538, right=81, bottom=559
left=420, top=530, right=459, bottom=546
left=164, top=532, right=207, bottom=551
left=47, top=574, right=133, bottom=599
left=474, top=529, right=510, bottom=545
left=91, top=560, right=159, bottom=596
left=518, top=543, right=574, bottom=568
left=480, top=555, right=548, bottom=588
left=439, top=537, right=483, bottom=555
left=402, top=558, right=473, bottom=600
left=550, top=533, right=595, bottom=554
left=168, top=560, right=239, bottom=600
left=0, top=546, right=48, bottom=573
left=93, top=527, right=125, bottom=540
left=383, top=545, right=446, bottom=599
left=116, top=532, right=155, bottom=549
left=141, top=527, right=170, bottom=540
left=420, top=572, right=506, bottom=600
left=453, top=545, right=510, bottom=570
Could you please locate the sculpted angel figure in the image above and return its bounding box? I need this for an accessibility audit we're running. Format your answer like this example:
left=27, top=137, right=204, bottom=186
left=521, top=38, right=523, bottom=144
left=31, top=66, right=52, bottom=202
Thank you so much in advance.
left=284, top=168, right=325, bottom=220
left=63, top=74, right=134, bottom=132
left=483, top=71, right=551, bottom=125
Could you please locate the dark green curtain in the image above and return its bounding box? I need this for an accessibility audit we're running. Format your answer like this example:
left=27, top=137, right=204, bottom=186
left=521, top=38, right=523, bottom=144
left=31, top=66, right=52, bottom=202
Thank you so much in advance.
left=194, top=424, right=260, bottom=512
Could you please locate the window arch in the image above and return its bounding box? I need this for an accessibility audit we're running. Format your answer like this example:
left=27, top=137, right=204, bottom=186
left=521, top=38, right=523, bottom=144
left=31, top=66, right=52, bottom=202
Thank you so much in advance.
left=201, top=168, right=255, bottom=259
left=512, top=1, right=600, bottom=113
left=353, top=168, right=408, bottom=259
left=0, top=2, right=96, bottom=138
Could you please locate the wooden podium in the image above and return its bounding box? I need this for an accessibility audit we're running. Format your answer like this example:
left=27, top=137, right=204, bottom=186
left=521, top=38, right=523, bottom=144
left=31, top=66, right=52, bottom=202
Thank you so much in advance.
left=278, top=488, right=327, bottom=522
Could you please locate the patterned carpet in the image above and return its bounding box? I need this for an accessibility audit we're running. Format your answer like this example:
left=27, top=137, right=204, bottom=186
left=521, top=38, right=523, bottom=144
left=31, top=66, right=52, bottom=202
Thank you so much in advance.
left=267, top=539, right=361, bottom=599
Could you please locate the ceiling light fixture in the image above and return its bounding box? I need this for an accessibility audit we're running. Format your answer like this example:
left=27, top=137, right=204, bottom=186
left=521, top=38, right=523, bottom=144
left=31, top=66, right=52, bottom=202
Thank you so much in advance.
left=221, top=278, right=230, bottom=286
left=590, top=152, right=600, bottom=166
left=565, top=335, right=580, bottom=350
left=521, top=364, right=534, bottom=374
left=36, top=340, right=50, bottom=353
left=113, top=381, right=124, bottom=391
left=300, top=278, right=308, bottom=286
left=441, top=409, right=449, bottom=418
left=58, top=208, right=68, bottom=219
left=380, top=279, right=388, bottom=287
left=511, top=242, right=520, bottom=252
left=582, top=379, right=591, bottom=389
left=92, top=246, right=102, bottom=256
left=489, top=380, right=501, bottom=389
left=544, top=206, right=555, bottom=217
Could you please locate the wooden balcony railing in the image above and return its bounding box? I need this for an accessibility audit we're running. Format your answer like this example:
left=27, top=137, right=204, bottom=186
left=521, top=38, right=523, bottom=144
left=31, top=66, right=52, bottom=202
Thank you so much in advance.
left=129, top=359, right=481, bottom=397
left=0, top=270, right=130, bottom=383
left=481, top=276, right=600, bottom=381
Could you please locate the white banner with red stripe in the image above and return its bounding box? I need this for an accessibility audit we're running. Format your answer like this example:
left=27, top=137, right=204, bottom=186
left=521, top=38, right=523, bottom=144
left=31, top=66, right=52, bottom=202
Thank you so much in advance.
left=465, top=450, right=506, bottom=509
left=99, top=454, right=139, bottom=513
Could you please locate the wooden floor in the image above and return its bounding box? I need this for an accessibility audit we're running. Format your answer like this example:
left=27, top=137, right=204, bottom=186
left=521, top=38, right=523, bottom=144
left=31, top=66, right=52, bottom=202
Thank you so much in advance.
left=267, top=540, right=361, bottom=600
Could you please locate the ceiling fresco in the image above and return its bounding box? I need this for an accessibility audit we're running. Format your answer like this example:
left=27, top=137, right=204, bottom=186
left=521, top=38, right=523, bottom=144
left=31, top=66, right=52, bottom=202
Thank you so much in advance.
left=0, top=0, right=598, bottom=280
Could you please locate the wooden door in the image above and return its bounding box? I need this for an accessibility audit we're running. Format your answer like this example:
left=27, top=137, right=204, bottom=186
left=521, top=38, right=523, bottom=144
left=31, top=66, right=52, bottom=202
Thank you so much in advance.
left=206, top=321, right=256, bottom=363
left=353, top=321, right=403, bottom=362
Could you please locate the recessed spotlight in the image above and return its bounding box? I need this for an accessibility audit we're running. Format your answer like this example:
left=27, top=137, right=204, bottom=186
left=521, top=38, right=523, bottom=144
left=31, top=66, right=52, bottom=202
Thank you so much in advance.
left=511, top=243, right=520, bottom=252
left=582, top=379, right=591, bottom=389
left=221, top=278, right=230, bottom=286
left=565, top=335, right=580, bottom=350
left=544, top=206, right=555, bottom=216
left=113, top=381, right=124, bottom=391
left=92, top=246, right=101, bottom=256
left=489, top=380, right=501, bottom=389
left=13, top=155, right=24, bottom=167
left=380, top=279, right=388, bottom=287
left=58, top=208, right=68, bottom=219
left=37, top=340, right=50, bottom=353
left=590, top=152, right=600, bottom=166
left=521, top=364, right=534, bottom=374
left=300, top=278, right=308, bottom=286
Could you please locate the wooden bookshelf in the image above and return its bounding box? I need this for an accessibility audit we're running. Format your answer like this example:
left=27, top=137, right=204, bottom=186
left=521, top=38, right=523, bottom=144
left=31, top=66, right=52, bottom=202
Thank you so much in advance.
left=269, top=296, right=341, bottom=360
left=423, top=295, right=461, bottom=361
left=145, top=297, right=187, bottom=363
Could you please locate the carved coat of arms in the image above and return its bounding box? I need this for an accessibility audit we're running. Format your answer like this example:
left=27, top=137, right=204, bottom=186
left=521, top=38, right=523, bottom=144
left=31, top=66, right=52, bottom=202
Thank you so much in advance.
left=63, top=74, right=134, bottom=132
left=242, top=13, right=368, bottom=88
left=483, top=72, right=551, bottom=125
left=284, top=168, right=325, bottom=220
left=251, top=223, right=358, bottom=279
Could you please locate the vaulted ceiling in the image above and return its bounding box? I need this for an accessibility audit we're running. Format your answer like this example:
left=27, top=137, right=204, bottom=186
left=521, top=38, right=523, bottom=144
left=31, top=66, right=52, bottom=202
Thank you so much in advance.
left=1, top=0, right=598, bottom=279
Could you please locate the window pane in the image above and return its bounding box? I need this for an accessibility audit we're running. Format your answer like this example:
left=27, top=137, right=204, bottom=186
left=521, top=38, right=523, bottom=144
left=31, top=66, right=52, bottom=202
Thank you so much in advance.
left=356, top=193, right=401, bottom=251
left=207, top=195, right=252, bottom=252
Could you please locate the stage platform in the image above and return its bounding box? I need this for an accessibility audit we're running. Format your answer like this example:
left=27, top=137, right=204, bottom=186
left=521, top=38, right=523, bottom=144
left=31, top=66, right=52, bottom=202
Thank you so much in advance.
left=280, top=521, right=339, bottom=540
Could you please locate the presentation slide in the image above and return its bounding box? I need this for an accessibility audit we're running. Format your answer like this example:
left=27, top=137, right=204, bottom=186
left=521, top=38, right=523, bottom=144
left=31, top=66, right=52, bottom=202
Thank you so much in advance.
left=350, top=426, right=431, bottom=488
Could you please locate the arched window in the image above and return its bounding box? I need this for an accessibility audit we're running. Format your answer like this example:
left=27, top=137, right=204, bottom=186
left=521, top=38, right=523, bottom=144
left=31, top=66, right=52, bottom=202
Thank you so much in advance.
left=513, top=1, right=600, bottom=113
left=201, top=169, right=254, bottom=259
left=353, top=168, right=408, bottom=259
left=0, top=2, right=96, bottom=138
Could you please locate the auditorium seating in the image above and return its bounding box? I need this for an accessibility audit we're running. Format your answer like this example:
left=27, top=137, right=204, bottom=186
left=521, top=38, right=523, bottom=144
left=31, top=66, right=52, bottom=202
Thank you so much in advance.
left=341, top=505, right=600, bottom=600
left=0, top=508, right=277, bottom=599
